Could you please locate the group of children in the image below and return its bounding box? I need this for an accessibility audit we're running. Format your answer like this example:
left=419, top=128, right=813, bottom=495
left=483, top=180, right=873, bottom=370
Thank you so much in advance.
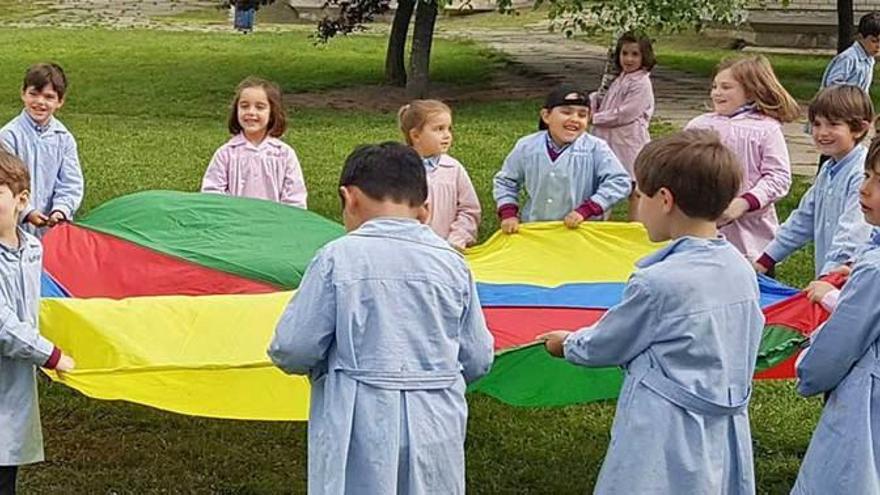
left=4, top=12, right=880, bottom=494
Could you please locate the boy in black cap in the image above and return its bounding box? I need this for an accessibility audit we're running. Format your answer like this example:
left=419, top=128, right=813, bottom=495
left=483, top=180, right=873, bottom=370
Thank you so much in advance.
left=492, top=84, right=630, bottom=233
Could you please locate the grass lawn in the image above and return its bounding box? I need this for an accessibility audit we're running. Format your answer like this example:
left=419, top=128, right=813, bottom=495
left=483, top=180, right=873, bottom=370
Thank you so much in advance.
left=0, top=24, right=824, bottom=494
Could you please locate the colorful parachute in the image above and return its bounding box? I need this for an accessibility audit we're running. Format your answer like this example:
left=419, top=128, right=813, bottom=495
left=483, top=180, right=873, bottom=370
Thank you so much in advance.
left=40, top=191, right=829, bottom=420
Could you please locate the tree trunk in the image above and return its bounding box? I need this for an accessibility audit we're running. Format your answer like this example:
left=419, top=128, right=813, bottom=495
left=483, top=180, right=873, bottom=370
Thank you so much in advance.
left=595, top=43, right=617, bottom=98
left=838, top=0, right=854, bottom=54
left=385, top=0, right=415, bottom=86
left=407, top=0, right=438, bottom=98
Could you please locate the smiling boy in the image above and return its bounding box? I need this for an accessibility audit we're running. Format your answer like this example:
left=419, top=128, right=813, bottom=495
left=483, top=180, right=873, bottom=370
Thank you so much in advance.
left=755, top=85, right=874, bottom=278
left=0, top=63, right=84, bottom=236
left=492, top=84, right=631, bottom=233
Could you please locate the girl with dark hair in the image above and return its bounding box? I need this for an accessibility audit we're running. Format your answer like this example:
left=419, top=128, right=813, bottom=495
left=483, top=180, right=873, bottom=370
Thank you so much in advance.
left=201, top=77, right=307, bottom=208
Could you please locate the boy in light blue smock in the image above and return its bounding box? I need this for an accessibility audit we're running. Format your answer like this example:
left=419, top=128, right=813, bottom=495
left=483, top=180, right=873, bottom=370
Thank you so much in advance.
left=542, top=130, right=765, bottom=494
left=268, top=142, right=494, bottom=495
left=0, top=150, right=75, bottom=495
left=493, top=84, right=631, bottom=234
left=0, top=63, right=84, bottom=237
left=791, top=135, right=880, bottom=495
left=818, top=12, right=880, bottom=101
left=755, top=85, right=874, bottom=279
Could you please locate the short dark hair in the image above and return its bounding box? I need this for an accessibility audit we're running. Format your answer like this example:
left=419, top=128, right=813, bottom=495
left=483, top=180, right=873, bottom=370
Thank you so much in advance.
left=0, top=149, right=31, bottom=195
left=613, top=32, right=656, bottom=72
left=634, top=129, right=742, bottom=221
left=808, top=85, right=875, bottom=142
left=22, top=63, right=68, bottom=99
left=228, top=77, right=287, bottom=138
left=339, top=142, right=427, bottom=207
left=859, top=12, right=880, bottom=38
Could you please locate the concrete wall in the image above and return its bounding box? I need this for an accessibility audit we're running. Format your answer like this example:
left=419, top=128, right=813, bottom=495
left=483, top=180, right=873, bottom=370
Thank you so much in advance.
left=769, top=0, right=880, bottom=10
left=744, top=1, right=880, bottom=48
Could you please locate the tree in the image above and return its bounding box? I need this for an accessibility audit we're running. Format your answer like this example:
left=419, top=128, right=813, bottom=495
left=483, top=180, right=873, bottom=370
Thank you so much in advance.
left=837, top=0, right=854, bottom=53
left=318, top=0, right=440, bottom=97
left=385, top=0, right=415, bottom=86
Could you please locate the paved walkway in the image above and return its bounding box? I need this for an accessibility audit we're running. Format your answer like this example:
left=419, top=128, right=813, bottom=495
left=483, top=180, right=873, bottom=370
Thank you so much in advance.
left=23, top=0, right=217, bottom=28
left=440, top=23, right=818, bottom=175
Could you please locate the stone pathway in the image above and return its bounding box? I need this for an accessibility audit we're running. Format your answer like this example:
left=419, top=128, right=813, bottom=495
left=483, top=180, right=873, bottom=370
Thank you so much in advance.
left=439, top=23, right=819, bottom=175
left=24, top=0, right=217, bottom=28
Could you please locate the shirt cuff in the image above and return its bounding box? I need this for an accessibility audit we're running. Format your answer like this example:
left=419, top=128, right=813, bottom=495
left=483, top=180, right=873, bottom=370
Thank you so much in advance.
left=43, top=346, right=62, bottom=369
left=50, top=209, right=69, bottom=221
left=819, top=289, right=840, bottom=313
left=740, top=193, right=761, bottom=212
left=575, top=200, right=603, bottom=219
left=51, top=204, right=72, bottom=220
left=497, top=204, right=519, bottom=220
left=756, top=253, right=776, bottom=271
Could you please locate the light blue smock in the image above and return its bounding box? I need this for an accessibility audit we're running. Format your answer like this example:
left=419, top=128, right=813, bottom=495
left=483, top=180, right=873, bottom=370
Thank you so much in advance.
left=792, top=237, right=880, bottom=495
left=0, top=229, right=55, bottom=466
left=492, top=131, right=631, bottom=222
left=562, top=236, right=765, bottom=494
left=0, top=110, right=85, bottom=234
left=764, top=145, right=872, bottom=276
left=821, top=40, right=875, bottom=92
left=268, top=217, right=494, bottom=495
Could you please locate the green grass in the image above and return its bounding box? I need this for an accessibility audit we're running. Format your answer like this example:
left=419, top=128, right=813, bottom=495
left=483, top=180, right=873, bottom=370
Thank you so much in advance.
left=439, top=5, right=553, bottom=30
left=0, top=25, right=823, bottom=495
left=0, top=27, right=496, bottom=120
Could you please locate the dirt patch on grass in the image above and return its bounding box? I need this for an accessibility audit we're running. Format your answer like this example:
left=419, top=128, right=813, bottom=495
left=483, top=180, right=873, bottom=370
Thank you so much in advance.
left=283, top=68, right=560, bottom=111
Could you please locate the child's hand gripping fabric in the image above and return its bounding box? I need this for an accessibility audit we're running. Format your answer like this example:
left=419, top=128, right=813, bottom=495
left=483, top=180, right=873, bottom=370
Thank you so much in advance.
left=804, top=271, right=849, bottom=311
left=538, top=330, right=573, bottom=358
left=501, top=217, right=519, bottom=234
left=564, top=210, right=585, bottom=229
left=26, top=211, right=48, bottom=227
left=46, top=210, right=67, bottom=227
left=54, top=353, right=75, bottom=373
left=805, top=281, right=837, bottom=303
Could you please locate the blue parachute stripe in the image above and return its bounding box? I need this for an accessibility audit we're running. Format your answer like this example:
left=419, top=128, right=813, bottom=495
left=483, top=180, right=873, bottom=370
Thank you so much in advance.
left=41, top=271, right=70, bottom=298
left=477, top=274, right=796, bottom=310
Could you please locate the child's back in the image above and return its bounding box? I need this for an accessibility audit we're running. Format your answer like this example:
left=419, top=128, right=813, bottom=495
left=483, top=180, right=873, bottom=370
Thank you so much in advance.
left=576, top=238, right=762, bottom=494
left=269, top=143, right=493, bottom=495
left=541, top=130, right=764, bottom=494
left=271, top=219, right=493, bottom=494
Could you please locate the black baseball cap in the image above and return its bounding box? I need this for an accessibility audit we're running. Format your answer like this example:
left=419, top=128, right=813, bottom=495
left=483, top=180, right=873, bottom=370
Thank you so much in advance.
left=543, top=84, right=589, bottom=110
left=539, top=84, right=590, bottom=130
